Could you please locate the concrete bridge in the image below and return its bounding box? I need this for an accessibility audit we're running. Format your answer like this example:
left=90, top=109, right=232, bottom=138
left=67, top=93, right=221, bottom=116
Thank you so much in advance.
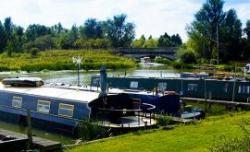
left=113, top=47, right=178, bottom=60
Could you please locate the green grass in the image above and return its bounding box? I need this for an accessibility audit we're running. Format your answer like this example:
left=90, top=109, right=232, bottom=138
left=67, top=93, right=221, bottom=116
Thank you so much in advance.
left=68, top=112, right=250, bottom=152
left=0, top=50, right=136, bottom=71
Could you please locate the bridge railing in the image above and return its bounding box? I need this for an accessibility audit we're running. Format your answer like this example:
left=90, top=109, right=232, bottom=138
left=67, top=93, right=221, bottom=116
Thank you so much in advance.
left=113, top=47, right=178, bottom=54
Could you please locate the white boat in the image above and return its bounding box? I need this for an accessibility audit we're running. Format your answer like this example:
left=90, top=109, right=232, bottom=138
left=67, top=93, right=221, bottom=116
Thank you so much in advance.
left=245, top=64, right=250, bottom=74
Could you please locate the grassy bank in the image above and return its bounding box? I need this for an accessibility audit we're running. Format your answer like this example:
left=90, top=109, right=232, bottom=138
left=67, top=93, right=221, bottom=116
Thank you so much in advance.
left=68, top=112, right=250, bottom=152
left=0, top=50, right=136, bottom=71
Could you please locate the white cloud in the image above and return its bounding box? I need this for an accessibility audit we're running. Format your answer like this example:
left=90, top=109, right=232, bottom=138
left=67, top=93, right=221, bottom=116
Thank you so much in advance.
left=0, top=0, right=249, bottom=41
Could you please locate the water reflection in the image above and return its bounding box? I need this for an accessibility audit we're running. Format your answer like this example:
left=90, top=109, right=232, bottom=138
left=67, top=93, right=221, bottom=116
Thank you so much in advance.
left=0, top=69, right=180, bottom=85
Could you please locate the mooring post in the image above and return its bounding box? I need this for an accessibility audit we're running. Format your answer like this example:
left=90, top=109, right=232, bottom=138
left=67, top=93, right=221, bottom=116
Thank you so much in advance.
left=150, top=112, right=152, bottom=124
left=27, top=109, right=33, bottom=150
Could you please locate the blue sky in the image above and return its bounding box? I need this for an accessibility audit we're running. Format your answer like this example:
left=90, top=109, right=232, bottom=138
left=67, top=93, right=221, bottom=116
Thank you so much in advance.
left=0, top=0, right=249, bottom=41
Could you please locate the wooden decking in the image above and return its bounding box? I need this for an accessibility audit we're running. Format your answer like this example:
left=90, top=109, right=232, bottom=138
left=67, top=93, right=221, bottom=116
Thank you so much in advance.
left=0, top=129, right=62, bottom=152
left=32, top=136, right=62, bottom=152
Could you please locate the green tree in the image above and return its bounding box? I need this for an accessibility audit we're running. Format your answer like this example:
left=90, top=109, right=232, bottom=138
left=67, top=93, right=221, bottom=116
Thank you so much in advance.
left=24, top=35, right=56, bottom=51
left=59, top=25, right=79, bottom=49
left=105, top=14, right=135, bottom=48
left=187, top=0, right=225, bottom=60
left=245, top=20, right=250, bottom=40
left=158, top=33, right=172, bottom=47
left=131, top=35, right=146, bottom=48
left=0, top=21, right=7, bottom=52
left=144, top=36, right=158, bottom=48
left=243, top=20, right=250, bottom=59
left=171, top=34, right=182, bottom=46
left=220, top=9, right=242, bottom=61
left=4, top=17, right=13, bottom=41
left=81, top=18, right=103, bottom=39
left=13, top=26, right=24, bottom=52
left=51, top=23, right=65, bottom=35
left=25, top=24, right=51, bottom=41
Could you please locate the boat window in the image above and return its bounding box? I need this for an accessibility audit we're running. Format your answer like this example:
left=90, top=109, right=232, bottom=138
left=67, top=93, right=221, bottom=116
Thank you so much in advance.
left=58, top=103, right=74, bottom=117
left=130, top=81, right=138, bottom=89
left=187, top=84, right=198, bottom=91
left=224, top=83, right=229, bottom=93
left=12, top=96, right=22, bottom=108
left=238, top=86, right=250, bottom=94
left=37, top=100, right=51, bottom=114
left=158, top=82, right=167, bottom=91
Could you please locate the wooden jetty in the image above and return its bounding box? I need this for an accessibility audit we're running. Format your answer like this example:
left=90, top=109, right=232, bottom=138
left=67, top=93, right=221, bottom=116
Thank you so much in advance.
left=181, top=97, right=250, bottom=108
left=0, top=129, right=62, bottom=152
left=0, top=129, right=28, bottom=152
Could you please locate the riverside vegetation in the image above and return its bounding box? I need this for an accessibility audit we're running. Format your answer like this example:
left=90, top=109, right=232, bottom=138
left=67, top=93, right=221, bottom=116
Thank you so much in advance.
left=0, top=50, right=136, bottom=71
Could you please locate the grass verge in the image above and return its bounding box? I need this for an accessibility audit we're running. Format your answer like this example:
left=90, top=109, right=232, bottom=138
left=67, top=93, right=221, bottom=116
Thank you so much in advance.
left=67, top=112, right=250, bottom=152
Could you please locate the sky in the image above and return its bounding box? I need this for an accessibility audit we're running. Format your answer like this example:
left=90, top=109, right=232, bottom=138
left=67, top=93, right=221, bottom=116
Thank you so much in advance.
left=0, top=0, right=249, bottom=41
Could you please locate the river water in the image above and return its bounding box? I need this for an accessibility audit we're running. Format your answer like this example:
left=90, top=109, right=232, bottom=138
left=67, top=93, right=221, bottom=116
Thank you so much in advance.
left=0, top=67, right=180, bottom=85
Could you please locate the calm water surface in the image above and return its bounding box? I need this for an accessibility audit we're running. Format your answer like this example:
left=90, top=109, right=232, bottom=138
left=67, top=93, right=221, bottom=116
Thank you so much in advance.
left=0, top=68, right=180, bottom=85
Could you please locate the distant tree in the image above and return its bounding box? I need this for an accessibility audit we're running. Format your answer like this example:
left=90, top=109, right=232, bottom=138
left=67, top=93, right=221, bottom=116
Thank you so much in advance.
left=245, top=20, right=250, bottom=40
left=171, top=34, right=182, bottom=46
left=74, top=38, right=111, bottom=49
left=0, top=21, right=7, bottom=52
left=4, top=17, right=13, bottom=41
left=105, top=14, right=135, bottom=48
left=243, top=20, right=250, bottom=59
left=25, top=24, right=51, bottom=41
left=187, top=0, right=225, bottom=60
left=144, top=36, right=158, bottom=48
left=5, top=40, right=15, bottom=57
left=131, top=35, right=146, bottom=48
left=220, top=9, right=242, bottom=61
left=158, top=33, right=172, bottom=47
left=13, top=26, right=24, bottom=52
left=59, top=25, right=79, bottom=49
left=51, top=23, right=65, bottom=35
left=24, top=35, right=56, bottom=51
left=81, top=18, right=103, bottom=39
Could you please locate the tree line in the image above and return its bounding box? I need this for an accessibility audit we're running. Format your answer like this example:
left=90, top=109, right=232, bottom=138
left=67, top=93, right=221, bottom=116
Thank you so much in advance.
left=131, top=33, right=182, bottom=48
left=0, top=14, right=136, bottom=56
left=186, top=0, right=250, bottom=63
left=0, top=13, right=183, bottom=57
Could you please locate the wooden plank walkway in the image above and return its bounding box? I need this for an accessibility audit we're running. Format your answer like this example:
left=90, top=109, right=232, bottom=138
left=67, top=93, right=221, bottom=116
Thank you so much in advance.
left=0, top=129, right=61, bottom=152
left=181, top=97, right=250, bottom=107
left=32, top=136, right=62, bottom=152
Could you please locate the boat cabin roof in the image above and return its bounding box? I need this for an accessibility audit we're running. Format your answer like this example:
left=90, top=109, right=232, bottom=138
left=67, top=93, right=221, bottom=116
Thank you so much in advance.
left=0, top=83, right=100, bottom=103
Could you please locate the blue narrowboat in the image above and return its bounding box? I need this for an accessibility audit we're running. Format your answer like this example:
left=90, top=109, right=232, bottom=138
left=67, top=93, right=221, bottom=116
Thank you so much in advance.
left=0, top=82, right=96, bottom=132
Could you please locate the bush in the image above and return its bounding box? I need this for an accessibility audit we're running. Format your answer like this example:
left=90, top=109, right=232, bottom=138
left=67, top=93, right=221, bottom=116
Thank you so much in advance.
left=74, top=38, right=111, bottom=49
left=77, top=120, right=108, bottom=141
left=30, top=48, right=39, bottom=57
left=177, top=48, right=197, bottom=64
left=24, top=35, right=56, bottom=51
left=156, top=115, right=174, bottom=126
left=154, top=56, right=171, bottom=64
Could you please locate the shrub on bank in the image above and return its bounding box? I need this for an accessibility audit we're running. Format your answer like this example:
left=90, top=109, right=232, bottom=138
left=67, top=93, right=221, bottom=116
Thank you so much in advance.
left=77, top=120, right=108, bottom=141
left=0, top=50, right=136, bottom=71
left=156, top=115, right=174, bottom=126
left=177, top=48, right=197, bottom=64
left=154, top=56, right=171, bottom=64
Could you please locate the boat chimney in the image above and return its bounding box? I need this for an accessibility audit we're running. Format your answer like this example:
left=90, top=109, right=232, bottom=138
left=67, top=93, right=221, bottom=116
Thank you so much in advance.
left=99, top=66, right=107, bottom=97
